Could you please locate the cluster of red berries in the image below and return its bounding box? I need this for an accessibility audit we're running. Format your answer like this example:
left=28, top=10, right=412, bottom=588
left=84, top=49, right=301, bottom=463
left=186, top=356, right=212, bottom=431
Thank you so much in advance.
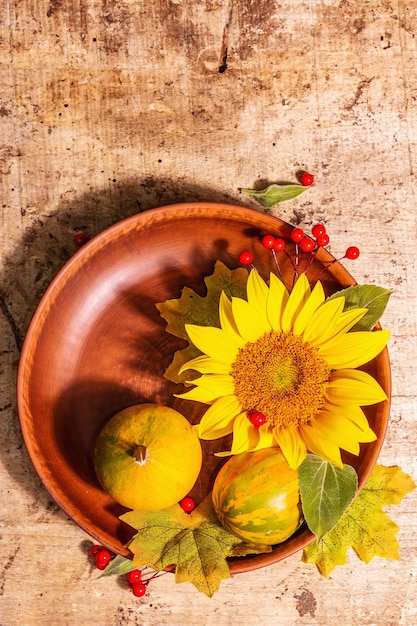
left=89, top=544, right=113, bottom=570
left=239, top=223, right=360, bottom=273
left=88, top=498, right=196, bottom=598
left=89, top=544, right=155, bottom=597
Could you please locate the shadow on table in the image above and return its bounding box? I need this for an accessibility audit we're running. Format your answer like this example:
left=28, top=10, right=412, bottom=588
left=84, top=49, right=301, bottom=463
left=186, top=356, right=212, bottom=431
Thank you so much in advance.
left=0, top=175, right=256, bottom=504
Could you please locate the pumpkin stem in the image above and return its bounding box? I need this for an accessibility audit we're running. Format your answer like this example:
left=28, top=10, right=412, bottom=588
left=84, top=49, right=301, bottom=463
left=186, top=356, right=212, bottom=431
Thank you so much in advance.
left=133, top=445, right=150, bottom=466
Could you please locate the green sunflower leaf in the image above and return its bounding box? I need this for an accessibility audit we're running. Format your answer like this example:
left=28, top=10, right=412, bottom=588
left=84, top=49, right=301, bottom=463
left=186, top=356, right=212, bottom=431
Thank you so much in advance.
left=302, top=464, right=416, bottom=577
left=240, top=183, right=309, bottom=207
left=156, top=261, right=248, bottom=383
left=327, top=284, right=392, bottom=331
left=298, top=454, right=358, bottom=541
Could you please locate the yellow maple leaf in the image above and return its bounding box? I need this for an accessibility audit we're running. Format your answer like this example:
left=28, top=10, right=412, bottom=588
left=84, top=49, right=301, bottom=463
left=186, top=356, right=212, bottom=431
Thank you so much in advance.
left=156, top=261, right=248, bottom=383
left=302, top=464, right=416, bottom=577
left=120, top=495, right=244, bottom=597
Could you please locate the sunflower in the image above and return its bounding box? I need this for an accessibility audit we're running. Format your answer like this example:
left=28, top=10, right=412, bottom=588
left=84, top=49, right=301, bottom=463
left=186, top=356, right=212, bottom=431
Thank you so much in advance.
left=177, top=270, right=390, bottom=469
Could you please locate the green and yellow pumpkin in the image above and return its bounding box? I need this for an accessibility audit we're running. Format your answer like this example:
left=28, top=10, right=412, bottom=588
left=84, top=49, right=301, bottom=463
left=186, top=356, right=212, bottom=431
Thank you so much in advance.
left=212, top=447, right=303, bottom=545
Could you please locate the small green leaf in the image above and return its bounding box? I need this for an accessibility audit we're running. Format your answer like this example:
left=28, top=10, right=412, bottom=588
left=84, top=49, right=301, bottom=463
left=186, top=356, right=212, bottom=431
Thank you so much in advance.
left=100, top=554, right=136, bottom=577
left=241, top=183, right=309, bottom=207
left=327, top=284, right=392, bottom=331
left=298, top=455, right=358, bottom=541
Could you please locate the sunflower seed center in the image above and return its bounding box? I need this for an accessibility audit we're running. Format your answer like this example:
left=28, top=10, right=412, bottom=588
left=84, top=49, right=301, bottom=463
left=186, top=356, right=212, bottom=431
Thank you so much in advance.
left=231, top=330, right=330, bottom=427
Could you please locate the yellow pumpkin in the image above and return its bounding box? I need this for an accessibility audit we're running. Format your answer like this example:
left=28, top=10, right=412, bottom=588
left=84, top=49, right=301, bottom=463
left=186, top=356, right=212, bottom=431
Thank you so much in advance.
left=93, top=404, right=202, bottom=511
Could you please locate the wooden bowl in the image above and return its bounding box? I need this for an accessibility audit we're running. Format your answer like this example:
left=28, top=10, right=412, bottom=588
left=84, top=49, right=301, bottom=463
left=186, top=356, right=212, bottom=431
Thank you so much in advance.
left=17, top=203, right=391, bottom=574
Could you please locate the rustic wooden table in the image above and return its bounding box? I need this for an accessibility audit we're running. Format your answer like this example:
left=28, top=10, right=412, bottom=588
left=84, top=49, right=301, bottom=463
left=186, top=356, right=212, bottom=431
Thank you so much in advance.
left=1, top=1, right=417, bottom=624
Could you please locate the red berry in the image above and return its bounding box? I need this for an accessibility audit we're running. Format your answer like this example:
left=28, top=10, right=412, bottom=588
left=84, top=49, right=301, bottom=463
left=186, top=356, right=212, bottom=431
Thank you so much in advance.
left=300, top=172, right=314, bottom=186
left=89, top=544, right=103, bottom=558
left=273, top=238, right=286, bottom=251
left=131, top=581, right=147, bottom=597
left=311, top=223, right=326, bottom=238
left=261, top=234, right=276, bottom=249
left=291, top=228, right=305, bottom=243
left=95, top=549, right=111, bottom=570
left=316, top=233, right=330, bottom=247
left=345, top=246, right=360, bottom=260
left=127, top=569, right=142, bottom=584
left=300, top=237, right=315, bottom=252
left=179, top=496, right=196, bottom=513
left=74, top=233, right=89, bottom=247
left=249, top=411, right=267, bottom=427
left=239, top=251, right=253, bottom=265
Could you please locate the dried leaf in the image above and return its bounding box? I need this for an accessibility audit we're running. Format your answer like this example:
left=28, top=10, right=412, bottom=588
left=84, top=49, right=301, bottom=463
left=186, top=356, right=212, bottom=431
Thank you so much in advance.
left=299, top=455, right=358, bottom=541
left=302, top=464, right=416, bottom=577
left=156, top=261, right=248, bottom=383
left=327, top=285, right=392, bottom=331
left=240, top=183, right=309, bottom=207
left=120, top=495, right=243, bottom=597
left=162, top=345, right=202, bottom=384
left=229, top=542, right=272, bottom=557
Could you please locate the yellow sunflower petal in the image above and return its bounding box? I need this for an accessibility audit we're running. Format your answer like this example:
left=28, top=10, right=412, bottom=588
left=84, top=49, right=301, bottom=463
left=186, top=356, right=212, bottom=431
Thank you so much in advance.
left=298, top=423, right=343, bottom=467
left=318, top=329, right=390, bottom=369
left=197, top=395, right=241, bottom=439
left=266, top=273, right=289, bottom=332
left=325, top=369, right=388, bottom=405
left=311, top=307, right=368, bottom=346
left=311, top=411, right=376, bottom=456
left=252, top=424, right=276, bottom=450
left=214, top=450, right=233, bottom=458
left=185, top=324, right=240, bottom=363
left=176, top=373, right=235, bottom=404
left=293, top=280, right=325, bottom=336
left=302, top=296, right=346, bottom=344
left=192, top=373, right=235, bottom=395
left=179, top=354, right=231, bottom=375
left=231, top=297, right=265, bottom=342
left=219, top=291, right=242, bottom=340
left=323, top=401, right=374, bottom=433
left=215, top=412, right=261, bottom=457
left=281, top=273, right=311, bottom=333
left=272, top=425, right=307, bottom=469
left=246, top=270, right=271, bottom=333
left=175, top=384, right=217, bottom=405
left=230, top=411, right=260, bottom=453
left=311, top=413, right=360, bottom=456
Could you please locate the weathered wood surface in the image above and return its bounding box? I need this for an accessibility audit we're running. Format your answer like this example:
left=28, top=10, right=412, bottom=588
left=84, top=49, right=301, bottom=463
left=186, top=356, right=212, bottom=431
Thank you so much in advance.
left=1, top=0, right=417, bottom=624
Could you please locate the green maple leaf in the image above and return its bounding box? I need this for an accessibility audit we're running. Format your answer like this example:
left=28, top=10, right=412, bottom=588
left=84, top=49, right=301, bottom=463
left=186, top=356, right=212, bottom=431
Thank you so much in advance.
left=120, top=495, right=244, bottom=597
left=156, top=261, right=248, bottom=383
left=302, top=464, right=416, bottom=577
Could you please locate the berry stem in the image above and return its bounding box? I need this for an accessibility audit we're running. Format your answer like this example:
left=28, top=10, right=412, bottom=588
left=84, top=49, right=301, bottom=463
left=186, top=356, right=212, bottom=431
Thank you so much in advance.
left=303, top=247, right=319, bottom=274
left=271, top=249, right=284, bottom=280
left=310, top=259, right=338, bottom=282
left=143, top=571, right=168, bottom=584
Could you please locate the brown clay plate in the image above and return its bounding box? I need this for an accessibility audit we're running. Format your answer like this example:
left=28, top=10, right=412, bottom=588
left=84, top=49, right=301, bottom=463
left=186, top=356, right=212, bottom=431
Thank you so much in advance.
left=17, top=203, right=391, bottom=574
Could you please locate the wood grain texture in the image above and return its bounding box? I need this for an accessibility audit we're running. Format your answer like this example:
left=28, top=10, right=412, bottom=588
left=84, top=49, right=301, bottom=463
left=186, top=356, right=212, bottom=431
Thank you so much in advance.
left=1, top=0, right=417, bottom=624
